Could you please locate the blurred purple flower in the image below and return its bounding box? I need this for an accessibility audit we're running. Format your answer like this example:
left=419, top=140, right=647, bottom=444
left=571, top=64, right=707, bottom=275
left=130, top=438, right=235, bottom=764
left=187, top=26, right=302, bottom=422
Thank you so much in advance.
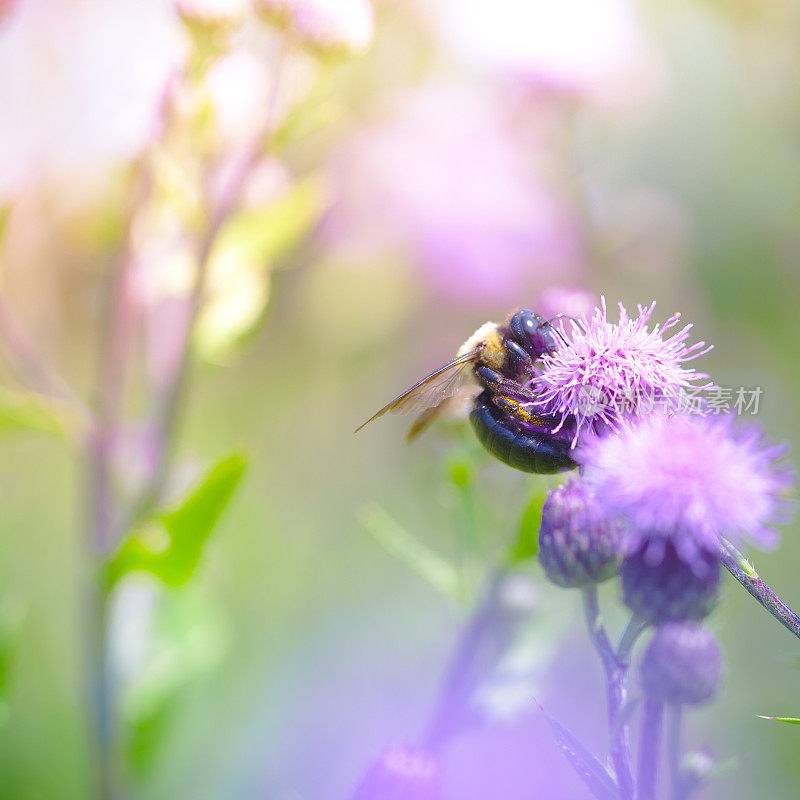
left=428, top=0, right=658, bottom=104
left=256, top=0, right=374, bottom=55
left=640, top=622, right=722, bottom=706
left=321, top=84, right=582, bottom=305
left=581, top=412, right=795, bottom=571
left=350, top=744, right=442, bottom=800
left=621, top=541, right=720, bottom=623
left=531, top=298, right=714, bottom=444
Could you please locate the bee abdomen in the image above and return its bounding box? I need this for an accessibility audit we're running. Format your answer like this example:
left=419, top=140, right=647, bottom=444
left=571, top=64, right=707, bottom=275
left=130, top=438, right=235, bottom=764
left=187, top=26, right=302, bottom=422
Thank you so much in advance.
left=469, top=392, right=576, bottom=475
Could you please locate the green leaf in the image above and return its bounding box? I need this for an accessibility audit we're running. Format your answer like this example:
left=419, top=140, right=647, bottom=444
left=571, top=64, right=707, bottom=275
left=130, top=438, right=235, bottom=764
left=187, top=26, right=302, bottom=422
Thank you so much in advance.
left=0, top=598, right=24, bottom=724
left=757, top=715, right=800, bottom=725
left=508, top=488, right=548, bottom=564
left=105, top=452, right=247, bottom=589
left=196, top=175, right=326, bottom=360
left=212, top=173, right=326, bottom=269
left=542, top=707, right=620, bottom=800
left=360, top=504, right=462, bottom=603
left=0, top=388, right=67, bottom=437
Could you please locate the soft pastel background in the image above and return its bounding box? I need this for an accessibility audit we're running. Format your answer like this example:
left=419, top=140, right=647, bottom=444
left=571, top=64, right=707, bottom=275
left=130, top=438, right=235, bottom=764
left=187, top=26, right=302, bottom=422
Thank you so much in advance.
left=0, top=0, right=799, bottom=798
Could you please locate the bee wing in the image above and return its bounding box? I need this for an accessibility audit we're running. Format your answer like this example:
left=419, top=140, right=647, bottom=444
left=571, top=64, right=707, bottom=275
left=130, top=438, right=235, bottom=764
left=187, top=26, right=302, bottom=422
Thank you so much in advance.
left=405, top=388, right=477, bottom=442
left=354, top=351, right=479, bottom=434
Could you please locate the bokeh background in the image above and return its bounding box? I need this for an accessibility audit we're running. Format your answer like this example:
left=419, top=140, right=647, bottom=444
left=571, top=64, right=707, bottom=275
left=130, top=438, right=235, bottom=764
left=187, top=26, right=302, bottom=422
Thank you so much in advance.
left=0, top=0, right=799, bottom=798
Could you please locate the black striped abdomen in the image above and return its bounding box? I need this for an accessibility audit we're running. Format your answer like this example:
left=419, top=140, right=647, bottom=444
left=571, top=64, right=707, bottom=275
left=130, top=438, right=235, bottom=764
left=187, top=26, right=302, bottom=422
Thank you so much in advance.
left=469, top=392, right=577, bottom=474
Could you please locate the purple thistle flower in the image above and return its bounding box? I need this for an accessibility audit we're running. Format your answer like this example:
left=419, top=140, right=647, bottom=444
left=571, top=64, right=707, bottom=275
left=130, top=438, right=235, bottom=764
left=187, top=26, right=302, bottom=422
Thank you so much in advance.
left=530, top=298, right=714, bottom=445
left=581, top=412, right=795, bottom=574
left=350, top=745, right=442, bottom=800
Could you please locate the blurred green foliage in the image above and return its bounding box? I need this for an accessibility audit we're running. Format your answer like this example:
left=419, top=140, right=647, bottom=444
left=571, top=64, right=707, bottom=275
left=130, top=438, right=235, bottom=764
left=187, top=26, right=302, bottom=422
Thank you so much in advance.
left=105, top=453, right=246, bottom=590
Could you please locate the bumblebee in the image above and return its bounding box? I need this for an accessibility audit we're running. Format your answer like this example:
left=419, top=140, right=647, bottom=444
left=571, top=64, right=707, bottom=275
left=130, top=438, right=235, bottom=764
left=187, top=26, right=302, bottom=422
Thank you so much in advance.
left=356, top=309, right=577, bottom=474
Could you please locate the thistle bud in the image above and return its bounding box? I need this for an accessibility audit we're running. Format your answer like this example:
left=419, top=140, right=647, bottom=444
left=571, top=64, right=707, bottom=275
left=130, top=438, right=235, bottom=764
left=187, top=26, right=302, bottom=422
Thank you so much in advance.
left=255, top=0, right=374, bottom=57
left=621, top=543, right=719, bottom=625
left=350, top=745, right=442, bottom=800
left=640, top=623, right=722, bottom=705
left=538, top=480, right=626, bottom=588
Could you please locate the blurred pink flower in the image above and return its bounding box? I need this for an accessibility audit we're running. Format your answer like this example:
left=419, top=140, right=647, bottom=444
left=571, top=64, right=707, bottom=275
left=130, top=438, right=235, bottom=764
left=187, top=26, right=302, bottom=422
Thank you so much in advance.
left=429, top=0, right=658, bottom=104
left=256, top=0, right=374, bottom=55
left=321, top=84, right=582, bottom=305
left=0, top=0, right=16, bottom=26
left=537, top=286, right=597, bottom=324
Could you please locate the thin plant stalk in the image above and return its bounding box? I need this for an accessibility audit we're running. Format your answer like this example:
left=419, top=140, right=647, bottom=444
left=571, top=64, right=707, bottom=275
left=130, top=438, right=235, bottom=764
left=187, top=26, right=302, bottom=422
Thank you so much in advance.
left=666, top=704, right=684, bottom=800
left=423, top=571, right=506, bottom=752
left=581, top=587, right=635, bottom=800
left=84, top=35, right=293, bottom=799
left=638, top=697, right=664, bottom=800
left=721, top=539, right=800, bottom=642
left=125, top=33, right=291, bottom=532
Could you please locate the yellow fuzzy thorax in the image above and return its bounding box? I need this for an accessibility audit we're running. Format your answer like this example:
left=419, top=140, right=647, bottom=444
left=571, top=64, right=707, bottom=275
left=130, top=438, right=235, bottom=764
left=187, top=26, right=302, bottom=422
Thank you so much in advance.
left=457, top=321, right=505, bottom=370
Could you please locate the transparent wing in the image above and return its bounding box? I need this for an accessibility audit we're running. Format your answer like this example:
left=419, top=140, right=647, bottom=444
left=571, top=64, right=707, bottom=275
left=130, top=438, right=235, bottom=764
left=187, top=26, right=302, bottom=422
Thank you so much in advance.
left=355, top=351, right=479, bottom=434
left=405, top=388, right=478, bottom=442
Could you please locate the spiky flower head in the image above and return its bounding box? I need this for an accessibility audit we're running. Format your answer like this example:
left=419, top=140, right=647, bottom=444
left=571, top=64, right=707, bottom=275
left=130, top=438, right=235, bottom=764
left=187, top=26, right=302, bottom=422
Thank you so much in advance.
left=350, top=745, right=442, bottom=800
left=621, top=542, right=719, bottom=624
left=538, top=479, right=626, bottom=588
left=581, top=412, right=794, bottom=574
left=255, top=0, right=374, bottom=56
left=640, top=622, right=722, bottom=705
left=530, top=298, right=714, bottom=446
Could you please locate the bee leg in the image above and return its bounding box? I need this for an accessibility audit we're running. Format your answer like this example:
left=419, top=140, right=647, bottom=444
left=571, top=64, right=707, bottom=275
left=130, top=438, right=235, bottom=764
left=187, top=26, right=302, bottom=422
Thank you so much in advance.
left=475, top=366, right=505, bottom=392
left=494, top=395, right=536, bottom=425
left=505, top=340, right=533, bottom=372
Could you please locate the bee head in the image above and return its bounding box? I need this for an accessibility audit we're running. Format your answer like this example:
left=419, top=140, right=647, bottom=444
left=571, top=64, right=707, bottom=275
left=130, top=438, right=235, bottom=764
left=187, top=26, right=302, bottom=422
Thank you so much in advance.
left=508, top=309, right=560, bottom=359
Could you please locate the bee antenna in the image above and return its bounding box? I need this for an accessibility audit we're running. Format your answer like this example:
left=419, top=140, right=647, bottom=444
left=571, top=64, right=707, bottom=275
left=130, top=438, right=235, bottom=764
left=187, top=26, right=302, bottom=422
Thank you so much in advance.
left=541, top=314, right=573, bottom=347
left=546, top=313, right=585, bottom=339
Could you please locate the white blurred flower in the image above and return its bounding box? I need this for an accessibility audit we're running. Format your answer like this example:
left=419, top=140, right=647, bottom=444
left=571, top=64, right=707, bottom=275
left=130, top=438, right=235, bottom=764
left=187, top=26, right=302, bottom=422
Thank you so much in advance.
left=256, top=0, right=374, bottom=55
left=0, top=0, right=182, bottom=200
left=431, top=0, right=658, bottom=104
left=203, top=49, right=273, bottom=149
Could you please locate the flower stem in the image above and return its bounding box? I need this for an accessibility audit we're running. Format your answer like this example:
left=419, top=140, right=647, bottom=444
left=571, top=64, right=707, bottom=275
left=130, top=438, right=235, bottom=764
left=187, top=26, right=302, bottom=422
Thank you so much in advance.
left=637, top=697, right=664, bottom=800
left=423, top=572, right=505, bottom=751
left=721, top=539, right=800, bottom=642
left=666, top=704, right=684, bottom=800
left=581, top=587, right=635, bottom=800
left=618, top=616, right=647, bottom=665
left=123, top=35, right=291, bottom=534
